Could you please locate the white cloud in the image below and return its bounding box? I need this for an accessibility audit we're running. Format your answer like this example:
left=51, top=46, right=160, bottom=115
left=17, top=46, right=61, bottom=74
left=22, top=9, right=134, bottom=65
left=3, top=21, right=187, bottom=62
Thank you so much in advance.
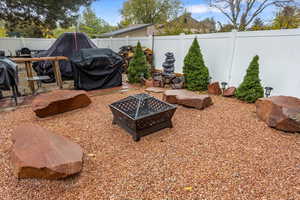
left=186, top=4, right=220, bottom=14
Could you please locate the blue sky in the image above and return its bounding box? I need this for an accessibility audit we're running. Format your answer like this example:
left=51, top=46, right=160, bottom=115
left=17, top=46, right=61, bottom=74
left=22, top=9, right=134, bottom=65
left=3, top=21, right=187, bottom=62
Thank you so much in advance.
left=91, top=0, right=277, bottom=26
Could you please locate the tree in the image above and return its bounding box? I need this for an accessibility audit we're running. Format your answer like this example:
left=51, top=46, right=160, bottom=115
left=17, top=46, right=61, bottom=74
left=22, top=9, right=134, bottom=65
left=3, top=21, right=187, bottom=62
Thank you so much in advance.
left=0, top=28, right=6, bottom=38
left=0, top=21, right=6, bottom=38
left=250, top=18, right=266, bottom=30
left=160, top=12, right=195, bottom=35
left=208, top=0, right=296, bottom=31
left=272, top=6, right=300, bottom=29
left=52, top=27, right=77, bottom=38
left=120, top=0, right=183, bottom=25
left=199, top=18, right=217, bottom=33
left=127, top=42, right=150, bottom=83
left=183, top=38, right=210, bottom=91
left=79, top=7, right=114, bottom=38
left=218, top=23, right=235, bottom=32
left=235, top=55, right=264, bottom=103
left=5, top=20, right=55, bottom=38
left=0, top=0, right=94, bottom=37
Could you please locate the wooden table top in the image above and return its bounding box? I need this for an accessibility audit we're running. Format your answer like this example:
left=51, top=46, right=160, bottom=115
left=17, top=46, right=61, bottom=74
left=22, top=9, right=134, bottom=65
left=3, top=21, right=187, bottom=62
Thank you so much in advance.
left=11, top=56, right=68, bottom=63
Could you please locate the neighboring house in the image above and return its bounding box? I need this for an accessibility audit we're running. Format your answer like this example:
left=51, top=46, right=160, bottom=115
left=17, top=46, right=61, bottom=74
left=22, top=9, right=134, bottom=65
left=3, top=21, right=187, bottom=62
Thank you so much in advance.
left=100, top=13, right=216, bottom=38
left=99, top=24, right=156, bottom=38
left=160, top=13, right=216, bottom=35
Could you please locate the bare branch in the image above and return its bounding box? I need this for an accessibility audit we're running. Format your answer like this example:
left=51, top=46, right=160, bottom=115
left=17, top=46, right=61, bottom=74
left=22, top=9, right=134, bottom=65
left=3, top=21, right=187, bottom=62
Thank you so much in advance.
left=208, top=0, right=296, bottom=30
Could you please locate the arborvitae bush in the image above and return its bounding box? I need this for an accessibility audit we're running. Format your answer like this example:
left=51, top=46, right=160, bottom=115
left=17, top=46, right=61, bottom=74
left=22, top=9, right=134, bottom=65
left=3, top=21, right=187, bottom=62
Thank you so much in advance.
left=127, top=41, right=150, bottom=83
left=235, top=55, right=264, bottom=103
left=183, top=38, right=209, bottom=91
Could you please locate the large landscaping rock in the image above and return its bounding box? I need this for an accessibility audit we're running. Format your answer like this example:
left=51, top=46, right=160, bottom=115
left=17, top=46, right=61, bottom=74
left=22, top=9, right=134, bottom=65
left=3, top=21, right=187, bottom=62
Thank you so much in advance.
left=223, top=87, right=236, bottom=97
left=32, top=90, right=91, bottom=118
left=145, top=87, right=165, bottom=93
left=11, top=124, right=83, bottom=179
left=163, top=89, right=213, bottom=110
left=256, top=96, right=300, bottom=132
left=208, top=82, right=222, bottom=95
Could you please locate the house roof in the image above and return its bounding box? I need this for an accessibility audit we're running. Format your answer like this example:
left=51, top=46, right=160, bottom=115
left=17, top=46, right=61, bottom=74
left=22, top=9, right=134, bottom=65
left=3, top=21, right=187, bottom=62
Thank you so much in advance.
left=99, top=24, right=152, bottom=37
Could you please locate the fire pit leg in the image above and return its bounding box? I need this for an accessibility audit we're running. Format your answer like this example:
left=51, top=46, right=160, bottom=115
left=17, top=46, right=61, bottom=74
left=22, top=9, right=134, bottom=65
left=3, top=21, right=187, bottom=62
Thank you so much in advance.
left=168, top=120, right=173, bottom=128
left=133, top=134, right=140, bottom=142
left=112, top=117, right=117, bottom=125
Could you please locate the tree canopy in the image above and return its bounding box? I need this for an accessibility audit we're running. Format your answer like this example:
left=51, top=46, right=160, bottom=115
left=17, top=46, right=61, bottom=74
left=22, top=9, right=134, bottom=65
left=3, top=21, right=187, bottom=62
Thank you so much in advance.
left=272, top=6, right=300, bottom=29
left=250, top=18, right=266, bottom=31
left=120, top=0, right=183, bottom=26
left=0, top=21, right=6, bottom=38
left=79, top=7, right=115, bottom=38
left=0, top=0, right=95, bottom=37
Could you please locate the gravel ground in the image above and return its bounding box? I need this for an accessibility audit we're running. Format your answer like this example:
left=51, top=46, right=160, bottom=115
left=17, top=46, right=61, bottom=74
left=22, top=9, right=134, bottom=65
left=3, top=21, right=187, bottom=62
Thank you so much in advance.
left=0, top=89, right=299, bottom=200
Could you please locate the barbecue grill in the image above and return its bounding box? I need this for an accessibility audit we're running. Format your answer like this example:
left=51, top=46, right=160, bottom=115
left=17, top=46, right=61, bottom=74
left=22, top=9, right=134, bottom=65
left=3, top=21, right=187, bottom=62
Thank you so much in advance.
left=109, top=93, right=177, bottom=141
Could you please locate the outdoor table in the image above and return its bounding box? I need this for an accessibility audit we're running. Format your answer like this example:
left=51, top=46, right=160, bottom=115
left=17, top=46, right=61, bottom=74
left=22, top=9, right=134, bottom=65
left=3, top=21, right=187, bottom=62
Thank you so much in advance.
left=11, top=56, right=68, bottom=94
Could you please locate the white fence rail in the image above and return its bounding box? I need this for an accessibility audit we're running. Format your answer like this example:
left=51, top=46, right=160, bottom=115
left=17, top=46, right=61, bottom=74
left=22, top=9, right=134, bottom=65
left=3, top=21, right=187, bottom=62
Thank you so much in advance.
left=1, top=29, right=300, bottom=98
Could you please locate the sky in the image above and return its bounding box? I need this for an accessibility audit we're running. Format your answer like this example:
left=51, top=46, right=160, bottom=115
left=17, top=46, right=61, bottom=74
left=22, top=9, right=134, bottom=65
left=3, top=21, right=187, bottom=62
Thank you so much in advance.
left=90, top=0, right=278, bottom=26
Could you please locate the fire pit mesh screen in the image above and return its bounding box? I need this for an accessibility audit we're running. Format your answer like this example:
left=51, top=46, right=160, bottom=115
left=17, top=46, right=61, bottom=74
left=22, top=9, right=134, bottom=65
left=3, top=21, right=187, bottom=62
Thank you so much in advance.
left=110, top=93, right=174, bottom=119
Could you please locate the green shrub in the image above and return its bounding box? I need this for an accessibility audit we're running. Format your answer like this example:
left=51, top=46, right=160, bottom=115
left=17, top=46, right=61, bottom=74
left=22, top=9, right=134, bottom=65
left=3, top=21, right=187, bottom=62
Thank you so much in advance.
left=235, top=55, right=264, bottom=103
left=183, top=38, right=209, bottom=91
left=127, top=41, right=150, bottom=83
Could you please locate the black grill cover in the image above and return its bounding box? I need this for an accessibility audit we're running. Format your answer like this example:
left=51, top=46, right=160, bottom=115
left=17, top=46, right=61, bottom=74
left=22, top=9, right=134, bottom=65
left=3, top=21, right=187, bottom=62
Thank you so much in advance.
left=0, top=57, right=18, bottom=90
left=33, top=32, right=97, bottom=82
left=71, top=48, right=124, bottom=91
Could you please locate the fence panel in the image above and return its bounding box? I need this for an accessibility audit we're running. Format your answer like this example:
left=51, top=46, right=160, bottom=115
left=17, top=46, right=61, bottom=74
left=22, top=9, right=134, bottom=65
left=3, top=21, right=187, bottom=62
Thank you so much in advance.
left=1, top=29, right=300, bottom=97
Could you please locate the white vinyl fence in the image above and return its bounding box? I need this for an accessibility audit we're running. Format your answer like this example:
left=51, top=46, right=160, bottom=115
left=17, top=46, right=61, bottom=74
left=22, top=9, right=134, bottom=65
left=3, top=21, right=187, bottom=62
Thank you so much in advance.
left=1, top=29, right=300, bottom=98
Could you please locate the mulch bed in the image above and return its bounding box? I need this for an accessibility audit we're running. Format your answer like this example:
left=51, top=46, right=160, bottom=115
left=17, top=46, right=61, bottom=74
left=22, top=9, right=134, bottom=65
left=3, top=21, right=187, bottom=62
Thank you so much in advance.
left=0, top=89, right=299, bottom=200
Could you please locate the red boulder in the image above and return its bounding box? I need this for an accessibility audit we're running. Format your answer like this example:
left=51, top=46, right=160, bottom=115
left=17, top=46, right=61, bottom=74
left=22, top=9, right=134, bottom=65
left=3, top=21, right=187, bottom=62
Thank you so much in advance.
left=32, top=90, right=91, bottom=118
left=163, top=90, right=213, bottom=110
left=223, top=87, right=236, bottom=97
left=208, top=82, right=222, bottom=95
left=11, top=124, right=83, bottom=179
left=256, top=96, right=300, bottom=132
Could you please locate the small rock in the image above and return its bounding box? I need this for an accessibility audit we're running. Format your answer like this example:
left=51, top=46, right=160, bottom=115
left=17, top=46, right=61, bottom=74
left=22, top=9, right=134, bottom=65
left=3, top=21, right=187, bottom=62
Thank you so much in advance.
left=208, top=82, right=222, bottom=95
left=153, top=80, right=163, bottom=87
left=87, top=153, right=96, bottom=157
left=223, top=87, right=236, bottom=97
left=144, top=79, right=154, bottom=87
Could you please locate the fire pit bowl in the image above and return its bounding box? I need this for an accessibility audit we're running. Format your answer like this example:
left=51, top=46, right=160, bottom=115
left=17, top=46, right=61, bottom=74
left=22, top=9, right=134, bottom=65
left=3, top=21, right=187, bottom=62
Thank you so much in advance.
left=109, top=93, right=177, bottom=141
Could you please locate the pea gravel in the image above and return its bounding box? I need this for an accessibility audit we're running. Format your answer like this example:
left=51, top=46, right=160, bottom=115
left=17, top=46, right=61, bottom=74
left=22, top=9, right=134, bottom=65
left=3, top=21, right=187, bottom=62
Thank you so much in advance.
left=0, top=89, right=299, bottom=200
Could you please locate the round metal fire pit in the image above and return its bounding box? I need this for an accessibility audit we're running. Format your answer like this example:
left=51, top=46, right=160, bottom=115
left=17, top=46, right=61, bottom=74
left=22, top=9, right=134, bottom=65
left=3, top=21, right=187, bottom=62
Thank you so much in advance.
left=109, top=93, right=177, bottom=141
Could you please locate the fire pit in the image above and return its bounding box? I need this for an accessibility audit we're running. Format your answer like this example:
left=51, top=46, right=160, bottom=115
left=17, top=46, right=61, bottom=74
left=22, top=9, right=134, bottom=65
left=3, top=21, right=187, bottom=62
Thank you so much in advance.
left=109, top=93, right=177, bottom=141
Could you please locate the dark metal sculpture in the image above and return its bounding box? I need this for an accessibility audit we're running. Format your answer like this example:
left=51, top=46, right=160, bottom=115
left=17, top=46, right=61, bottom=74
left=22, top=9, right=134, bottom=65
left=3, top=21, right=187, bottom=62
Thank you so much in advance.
left=162, top=52, right=175, bottom=76
left=161, top=52, right=176, bottom=87
left=109, top=93, right=177, bottom=141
